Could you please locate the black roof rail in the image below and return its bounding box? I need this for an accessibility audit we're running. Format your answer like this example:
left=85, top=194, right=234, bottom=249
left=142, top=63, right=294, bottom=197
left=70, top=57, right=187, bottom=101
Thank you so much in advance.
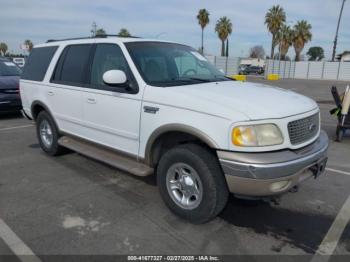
left=95, top=34, right=141, bottom=39
left=46, top=35, right=141, bottom=43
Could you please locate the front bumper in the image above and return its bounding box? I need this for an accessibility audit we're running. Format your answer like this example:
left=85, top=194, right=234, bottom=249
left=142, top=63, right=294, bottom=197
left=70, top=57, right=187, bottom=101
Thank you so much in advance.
left=218, top=130, right=329, bottom=196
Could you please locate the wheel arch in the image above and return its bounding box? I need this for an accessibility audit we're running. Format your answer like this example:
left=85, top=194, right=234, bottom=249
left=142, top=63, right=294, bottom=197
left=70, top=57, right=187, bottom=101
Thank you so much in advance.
left=144, top=124, right=219, bottom=167
left=31, top=101, right=60, bottom=130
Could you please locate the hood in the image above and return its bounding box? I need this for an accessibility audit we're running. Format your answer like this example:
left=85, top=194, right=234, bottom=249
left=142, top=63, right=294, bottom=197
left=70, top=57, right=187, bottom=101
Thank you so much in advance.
left=144, top=81, right=318, bottom=121
left=0, top=76, right=20, bottom=90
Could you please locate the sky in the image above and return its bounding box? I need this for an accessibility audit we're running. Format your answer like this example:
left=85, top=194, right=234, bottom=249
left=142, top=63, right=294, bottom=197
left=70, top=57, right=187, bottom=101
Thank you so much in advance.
left=0, top=0, right=349, bottom=59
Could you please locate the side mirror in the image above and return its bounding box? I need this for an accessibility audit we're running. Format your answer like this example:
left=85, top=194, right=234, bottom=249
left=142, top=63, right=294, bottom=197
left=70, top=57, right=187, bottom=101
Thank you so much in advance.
left=102, top=70, right=127, bottom=85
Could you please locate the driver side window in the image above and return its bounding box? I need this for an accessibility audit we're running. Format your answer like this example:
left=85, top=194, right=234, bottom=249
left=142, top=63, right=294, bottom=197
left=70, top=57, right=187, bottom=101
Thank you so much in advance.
left=90, top=44, right=132, bottom=89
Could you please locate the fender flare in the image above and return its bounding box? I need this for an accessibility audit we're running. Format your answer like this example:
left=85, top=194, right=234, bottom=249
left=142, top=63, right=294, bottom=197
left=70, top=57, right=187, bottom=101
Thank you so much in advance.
left=31, top=100, right=60, bottom=130
left=144, top=123, right=219, bottom=165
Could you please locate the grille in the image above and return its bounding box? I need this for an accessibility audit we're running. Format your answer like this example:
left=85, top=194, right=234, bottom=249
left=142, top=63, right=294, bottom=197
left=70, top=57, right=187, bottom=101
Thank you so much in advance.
left=288, top=113, right=319, bottom=145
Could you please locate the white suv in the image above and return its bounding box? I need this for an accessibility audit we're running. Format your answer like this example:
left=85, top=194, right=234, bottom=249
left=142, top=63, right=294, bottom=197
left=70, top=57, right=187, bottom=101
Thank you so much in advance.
left=20, top=36, right=329, bottom=223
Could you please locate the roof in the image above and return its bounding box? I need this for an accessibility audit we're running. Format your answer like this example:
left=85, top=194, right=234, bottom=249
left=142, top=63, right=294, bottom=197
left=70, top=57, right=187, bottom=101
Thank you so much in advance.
left=35, top=36, right=177, bottom=48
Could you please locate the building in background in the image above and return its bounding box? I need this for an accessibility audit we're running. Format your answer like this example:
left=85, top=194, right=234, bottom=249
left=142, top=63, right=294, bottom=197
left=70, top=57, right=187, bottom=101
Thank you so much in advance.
left=337, top=51, right=350, bottom=62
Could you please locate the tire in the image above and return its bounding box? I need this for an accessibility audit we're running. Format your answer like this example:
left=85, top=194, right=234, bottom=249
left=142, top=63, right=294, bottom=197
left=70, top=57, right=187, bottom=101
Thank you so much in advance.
left=157, top=143, right=229, bottom=224
left=36, top=111, right=65, bottom=156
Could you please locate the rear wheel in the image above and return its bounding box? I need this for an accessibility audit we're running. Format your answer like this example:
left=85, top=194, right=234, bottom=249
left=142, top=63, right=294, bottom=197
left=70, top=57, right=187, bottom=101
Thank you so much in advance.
left=36, top=111, right=65, bottom=156
left=157, top=144, right=229, bottom=224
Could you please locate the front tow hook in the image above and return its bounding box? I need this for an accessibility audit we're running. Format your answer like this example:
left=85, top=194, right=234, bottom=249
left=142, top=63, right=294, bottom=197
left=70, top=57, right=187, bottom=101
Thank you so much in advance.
left=310, top=157, right=328, bottom=178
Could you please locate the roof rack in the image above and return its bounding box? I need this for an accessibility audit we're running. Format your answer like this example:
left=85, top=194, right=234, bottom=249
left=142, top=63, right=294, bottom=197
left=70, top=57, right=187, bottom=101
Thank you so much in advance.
left=46, top=35, right=141, bottom=43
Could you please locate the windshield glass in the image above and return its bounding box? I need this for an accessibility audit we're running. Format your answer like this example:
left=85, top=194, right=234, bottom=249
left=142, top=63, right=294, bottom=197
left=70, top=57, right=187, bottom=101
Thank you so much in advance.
left=125, top=42, right=231, bottom=87
left=0, top=60, right=22, bottom=76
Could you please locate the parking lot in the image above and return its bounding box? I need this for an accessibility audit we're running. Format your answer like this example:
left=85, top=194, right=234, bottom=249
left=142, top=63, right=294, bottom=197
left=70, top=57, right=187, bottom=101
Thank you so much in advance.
left=1, top=78, right=350, bottom=260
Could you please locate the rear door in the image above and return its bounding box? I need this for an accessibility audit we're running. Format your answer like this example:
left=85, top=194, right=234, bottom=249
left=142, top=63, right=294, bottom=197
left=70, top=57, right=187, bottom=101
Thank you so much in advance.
left=81, top=43, right=142, bottom=156
left=49, top=44, right=93, bottom=135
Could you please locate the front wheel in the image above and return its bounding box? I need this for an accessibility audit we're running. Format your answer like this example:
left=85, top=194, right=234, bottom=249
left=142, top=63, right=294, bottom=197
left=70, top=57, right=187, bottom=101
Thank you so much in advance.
left=157, top=144, right=229, bottom=224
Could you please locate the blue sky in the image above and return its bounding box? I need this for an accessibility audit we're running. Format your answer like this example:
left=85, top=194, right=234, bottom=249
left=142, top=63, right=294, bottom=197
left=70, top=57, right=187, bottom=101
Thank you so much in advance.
left=1, top=0, right=349, bottom=59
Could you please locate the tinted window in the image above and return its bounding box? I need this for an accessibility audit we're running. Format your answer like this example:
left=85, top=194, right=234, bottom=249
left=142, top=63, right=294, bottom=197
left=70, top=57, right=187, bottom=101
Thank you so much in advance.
left=0, top=60, right=22, bottom=76
left=90, top=44, right=138, bottom=92
left=21, top=46, right=58, bottom=81
left=52, top=44, right=92, bottom=85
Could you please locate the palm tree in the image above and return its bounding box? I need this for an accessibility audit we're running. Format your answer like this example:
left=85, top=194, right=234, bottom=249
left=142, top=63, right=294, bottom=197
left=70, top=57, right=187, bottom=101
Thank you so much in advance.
left=293, top=20, right=312, bottom=61
left=215, top=16, right=232, bottom=57
left=118, top=28, right=131, bottom=37
left=24, top=39, right=33, bottom=52
left=0, top=42, right=8, bottom=56
left=277, top=24, right=293, bottom=60
left=265, top=5, right=286, bottom=59
left=197, top=9, right=210, bottom=54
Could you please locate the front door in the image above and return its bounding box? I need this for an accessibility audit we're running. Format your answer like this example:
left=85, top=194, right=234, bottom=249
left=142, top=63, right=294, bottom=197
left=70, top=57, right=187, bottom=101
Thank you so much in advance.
left=82, top=43, right=142, bottom=156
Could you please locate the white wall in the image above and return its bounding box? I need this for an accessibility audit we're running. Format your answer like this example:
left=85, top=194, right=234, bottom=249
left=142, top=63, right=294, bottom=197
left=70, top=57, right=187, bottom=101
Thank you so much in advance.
left=265, top=59, right=350, bottom=81
left=205, top=55, right=241, bottom=75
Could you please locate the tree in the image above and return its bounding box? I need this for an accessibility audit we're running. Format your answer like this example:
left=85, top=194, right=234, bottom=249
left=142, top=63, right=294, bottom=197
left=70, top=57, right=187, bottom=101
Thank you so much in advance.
left=249, top=45, right=265, bottom=59
left=273, top=53, right=291, bottom=61
left=215, top=16, right=232, bottom=57
left=196, top=9, right=210, bottom=54
left=265, top=5, right=286, bottom=59
left=0, top=42, right=8, bottom=56
left=118, top=28, right=131, bottom=37
left=293, top=20, right=312, bottom=61
left=24, top=39, right=33, bottom=52
left=277, top=24, right=293, bottom=60
left=307, top=46, right=324, bottom=61
left=95, top=28, right=106, bottom=37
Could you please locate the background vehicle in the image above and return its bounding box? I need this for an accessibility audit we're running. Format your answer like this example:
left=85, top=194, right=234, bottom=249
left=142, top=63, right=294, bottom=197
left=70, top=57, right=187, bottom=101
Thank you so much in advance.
left=20, top=37, right=328, bottom=223
left=239, top=65, right=264, bottom=75
left=0, top=57, right=22, bottom=114
left=12, top=57, right=26, bottom=68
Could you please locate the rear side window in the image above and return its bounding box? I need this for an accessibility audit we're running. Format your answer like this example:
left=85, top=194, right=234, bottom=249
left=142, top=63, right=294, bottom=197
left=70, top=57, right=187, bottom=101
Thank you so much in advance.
left=52, top=44, right=92, bottom=86
left=21, top=46, right=58, bottom=81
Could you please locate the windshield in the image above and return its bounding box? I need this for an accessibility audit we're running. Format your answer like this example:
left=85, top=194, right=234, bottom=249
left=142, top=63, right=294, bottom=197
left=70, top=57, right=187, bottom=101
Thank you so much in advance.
left=0, top=60, right=22, bottom=76
left=125, top=42, right=231, bottom=87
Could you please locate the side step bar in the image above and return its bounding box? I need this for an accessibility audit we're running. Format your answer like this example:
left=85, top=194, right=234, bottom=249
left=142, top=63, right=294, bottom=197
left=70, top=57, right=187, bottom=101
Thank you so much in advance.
left=58, top=136, right=153, bottom=177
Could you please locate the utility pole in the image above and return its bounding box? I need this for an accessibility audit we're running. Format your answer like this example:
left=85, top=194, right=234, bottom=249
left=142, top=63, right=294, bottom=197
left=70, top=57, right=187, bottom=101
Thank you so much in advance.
left=332, top=0, right=346, bottom=61
left=91, top=22, right=97, bottom=37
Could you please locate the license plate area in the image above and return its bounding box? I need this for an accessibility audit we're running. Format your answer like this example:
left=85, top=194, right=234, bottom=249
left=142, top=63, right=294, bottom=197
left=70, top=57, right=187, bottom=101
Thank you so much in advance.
left=309, top=157, right=328, bottom=178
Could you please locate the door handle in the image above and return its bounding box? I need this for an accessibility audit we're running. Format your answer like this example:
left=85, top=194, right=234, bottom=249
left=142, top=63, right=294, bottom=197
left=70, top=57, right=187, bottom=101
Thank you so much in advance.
left=48, top=91, right=54, bottom=96
left=87, top=98, right=96, bottom=104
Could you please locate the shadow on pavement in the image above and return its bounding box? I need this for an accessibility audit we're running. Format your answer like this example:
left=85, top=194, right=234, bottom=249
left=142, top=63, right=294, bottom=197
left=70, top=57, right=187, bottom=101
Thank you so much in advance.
left=0, top=112, right=23, bottom=120
left=220, top=194, right=334, bottom=253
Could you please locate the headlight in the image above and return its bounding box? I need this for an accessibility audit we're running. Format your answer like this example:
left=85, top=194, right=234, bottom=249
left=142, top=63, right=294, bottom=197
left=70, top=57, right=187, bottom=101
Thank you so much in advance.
left=232, top=124, right=283, bottom=147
